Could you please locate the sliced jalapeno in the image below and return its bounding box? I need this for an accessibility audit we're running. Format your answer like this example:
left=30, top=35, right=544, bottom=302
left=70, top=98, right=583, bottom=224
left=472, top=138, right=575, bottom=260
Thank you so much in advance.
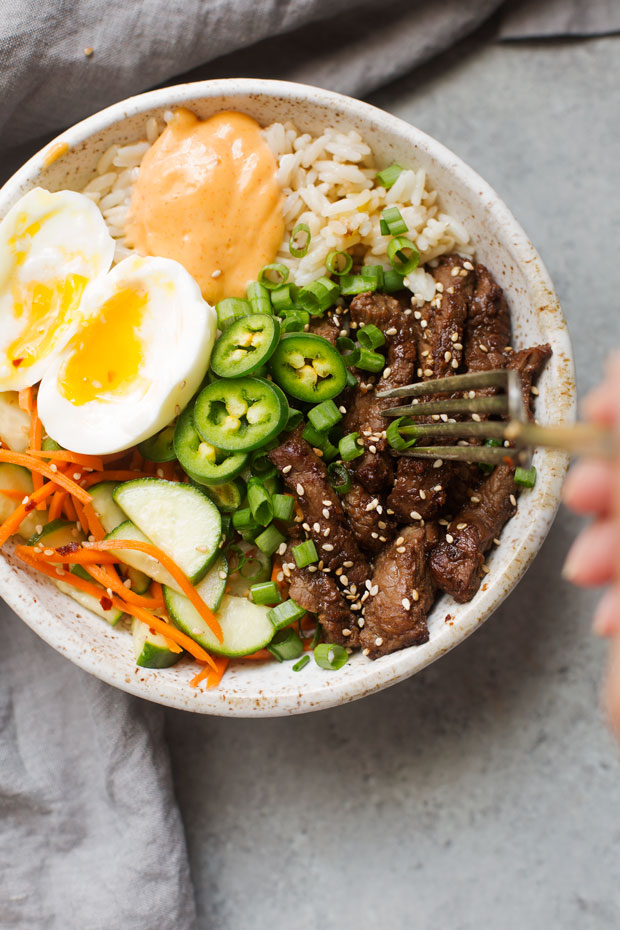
left=137, top=422, right=176, bottom=462
left=193, top=376, right=288, bottom=453
left=174, top=404, right=248, bottom=485
left=210, top=313, right=280, bottom=379
left=269, top=332, right=347, bottom=403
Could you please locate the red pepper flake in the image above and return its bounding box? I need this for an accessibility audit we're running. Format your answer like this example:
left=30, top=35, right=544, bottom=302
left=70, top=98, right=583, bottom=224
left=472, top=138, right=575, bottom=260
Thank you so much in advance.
left=11, top=358, right=25, bottom=368
left=57, top=542, right=80, bottom=555
left=100, top=595, right=113, bottom=611
left=24, top=500, right=36, bottom=512
left=503, top=456, right=513, bottom=465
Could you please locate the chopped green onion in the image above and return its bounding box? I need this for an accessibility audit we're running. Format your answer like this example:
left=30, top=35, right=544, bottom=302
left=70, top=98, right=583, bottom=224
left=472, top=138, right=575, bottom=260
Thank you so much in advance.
left=297, top=276, right=340, bottom=316
left=326, top=250, right=353, bottom=276
left=216, top=297, right=251, bottom=330
left=272, top=493, right=295, bottom=522
left=311, top=621, right=322, bottom=649
left=247, top=478, right=273, bottom=526
left=292, top=655, right=310, bottom=672
left=292, top=539, right=318, bottom=568
left=250, top=581, right=282, bottom=606
left=302, top=423, right=338, bottom=460
left=280, top=311, right=309, bottom=333
left=357, top=324, right=386, bottom=351
left=258, top=263, right=289, bottom=290
left=267, top=628, right=304, bottom=661
left=254, top=524, right=286, bottom=556
left=514, top=465, right=537, bottom=488
left=308, top=399, right=342, bottom=433
left=250, top=447, right=278, bottom=480
left=361, top=265, right=384, bottom=289
left=386, top=417, right=417, bottom=451
left=382, top=269, right=406, bottom=293
left=314, top=643, right=349, bottom=670
left=271, top=283, right=298, bottom=313
left=335, top=335, right=361, bottom=368
left=286, top=408, right=304, bottom=431
left=339, top=273, right=376, bottom=296
left=479, top=438, right=503, bottom=474
left=246, top=281, right=272, bottom=314
left=232, top=507, right=259, bottom=532
left=345, top=369, right=358, bottom=389
left=328, top=461, right=352, bottom=494
left=268, top=598, right=306, bottom=630
left=289, top=223, right=311, bottom=258
left=339, top=432, right=364, bottom=462
left=376, top=163, right=403, bottom=189
left=387, top=236, right=420, bottom=276
left=355, top=347, right=385, bottom=373
left=220, top=513, right=232, bottom=540
left=380, top=206, right=408, bottom=237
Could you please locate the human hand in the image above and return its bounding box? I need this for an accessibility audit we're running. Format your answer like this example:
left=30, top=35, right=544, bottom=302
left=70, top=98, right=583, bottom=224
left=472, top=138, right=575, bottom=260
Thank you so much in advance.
left=562, top=355, right=620, bottom=738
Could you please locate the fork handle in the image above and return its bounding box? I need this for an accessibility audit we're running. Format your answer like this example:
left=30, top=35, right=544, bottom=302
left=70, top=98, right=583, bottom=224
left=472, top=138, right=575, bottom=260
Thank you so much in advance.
left=505, top=421, right=614, bottom=458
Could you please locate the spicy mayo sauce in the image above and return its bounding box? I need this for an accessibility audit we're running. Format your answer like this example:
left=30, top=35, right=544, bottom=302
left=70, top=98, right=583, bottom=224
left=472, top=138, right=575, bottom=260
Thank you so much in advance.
left=126, top=109, right=284, bottom=304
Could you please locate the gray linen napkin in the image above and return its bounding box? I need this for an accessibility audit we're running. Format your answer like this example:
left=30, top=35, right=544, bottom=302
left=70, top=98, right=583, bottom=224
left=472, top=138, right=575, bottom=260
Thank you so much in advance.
left=1, top=1, right=618, bottom=928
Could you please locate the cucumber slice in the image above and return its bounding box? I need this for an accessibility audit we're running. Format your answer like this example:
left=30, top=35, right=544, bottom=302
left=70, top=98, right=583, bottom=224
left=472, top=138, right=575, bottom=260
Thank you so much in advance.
left=137, top=422, right=177, bottom=463
left=226, top=540, right=271, bottom=597
left=41, top=437, right=63, bottom=452
left=171, top=554, right=228, bottom=612
left=105, top=521, right=180, bottom=592
left=164, top=591, right=274, bottom=658
left=89, top=481, right=126, bottom=533
left=131, top=618, right=182, bottom=668
left=0, top=392, right=30, bottom=452
left=0, top=463, right=42, bottom=539
left=113, top=478, right=221, bottom=582
left=197, top=477, right=246, bottom=514
left=57, top=565, right=123, bottom=626
left=125, top=566, right=151, bottom=595
left=28, top=518, right=84, bottom=548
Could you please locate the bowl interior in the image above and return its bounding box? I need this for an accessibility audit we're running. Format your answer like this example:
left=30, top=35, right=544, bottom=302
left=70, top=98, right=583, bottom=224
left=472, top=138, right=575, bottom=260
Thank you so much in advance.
left=0, top=80, right=575, bottom=716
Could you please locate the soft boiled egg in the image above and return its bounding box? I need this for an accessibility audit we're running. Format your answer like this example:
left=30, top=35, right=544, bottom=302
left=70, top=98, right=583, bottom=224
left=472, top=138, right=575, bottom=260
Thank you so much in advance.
left=38, top=254, right=217, bottom=454
left=0, top=187, right=115, bottom=391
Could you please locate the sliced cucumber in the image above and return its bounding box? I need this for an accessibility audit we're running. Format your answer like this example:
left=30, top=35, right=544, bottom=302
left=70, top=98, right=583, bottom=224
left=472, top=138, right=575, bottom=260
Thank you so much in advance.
left=137, top=422, right=177, bottom=463
left=28, top=518, right=84, bottom=548
left=0, top=463, right=42, bottom=539
left=105, top=520, right=180, bottom=592
left=132, top=618, right=182, bottom=668
left=164, top=591, right=274, bottom=658
left=57, top=565, right=123, bottom=626
left=198, top=477, right=246, bottom=514
left=226, top=540, right=271, bottom=597
left=125, top=566, right=151, bottom=595
left=41, top=437, right=63, bottom=452
left=0, top=392, right=30, bottom=452
left=166, top=553, right=228, bottom=613
left=90, top=481, right=126, bottom=533
left=113, top=478, right=221, bottom=582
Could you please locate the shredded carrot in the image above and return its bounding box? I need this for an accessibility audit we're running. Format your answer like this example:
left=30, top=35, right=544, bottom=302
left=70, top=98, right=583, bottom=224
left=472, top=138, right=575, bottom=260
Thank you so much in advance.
left=72, top=496, right=89, bottom=535
left=130, top=449, right=145, bottom=470
left=85, top=562, right=165, bottom=609
left=190, top=664, right=211, bottom=687
left=26, top=449, right=105, bottom=471
left=82, top=502, right=106, bottom=540
left=18, top=387, right=33, bottom=415
left=191, top=655, right=228, bottom=687
left=63, top=495, right=77, bottom=521
left=17, top=545, right=119, bottom=565
left=29, top=403, right=45, bottom=508
left=0, top=489, right=27, bottom=501
left=85, top=538, right=224, bottom=642
left=0, top=481, right=58, bottom=546
left=48, top=489, right=67, bottom=522
left=238, top=649, right=272, bottom=661
left=79, top=469, right=153, bottom=489
left=0, top=451, right=91, bottom=502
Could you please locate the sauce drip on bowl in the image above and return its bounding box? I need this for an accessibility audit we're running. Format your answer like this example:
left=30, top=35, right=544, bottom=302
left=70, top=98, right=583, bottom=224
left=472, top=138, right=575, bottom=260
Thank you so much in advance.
left=126, top=109, right=284, bottom=303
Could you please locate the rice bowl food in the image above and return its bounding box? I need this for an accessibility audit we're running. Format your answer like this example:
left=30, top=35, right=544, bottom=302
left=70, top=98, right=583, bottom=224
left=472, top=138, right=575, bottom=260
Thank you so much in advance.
left=0, top=81, right=574, bottom=715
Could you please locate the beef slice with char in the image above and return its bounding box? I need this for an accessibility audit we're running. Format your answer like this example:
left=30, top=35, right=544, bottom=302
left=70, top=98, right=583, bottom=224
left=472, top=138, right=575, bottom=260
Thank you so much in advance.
left=464, top=263, right=512, bottom=372
left=361, top=523, right=439, bottom=659
left=508, top=343, right=552, bottom=419
left=430, top=463, right=517, bottom=602
left=341, top=479, right=397, bottom=554
left=308, top=314, right=341, bottom=345
left=268, top=427, right=371, bottom=589
left=412, top=253, right=473, bottom=380
left=387, top=457, right=450, bottom=522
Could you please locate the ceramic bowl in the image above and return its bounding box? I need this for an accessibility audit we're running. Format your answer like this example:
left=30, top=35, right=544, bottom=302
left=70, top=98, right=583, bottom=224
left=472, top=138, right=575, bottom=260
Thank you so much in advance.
left=0, top=79, right=575, bottom=716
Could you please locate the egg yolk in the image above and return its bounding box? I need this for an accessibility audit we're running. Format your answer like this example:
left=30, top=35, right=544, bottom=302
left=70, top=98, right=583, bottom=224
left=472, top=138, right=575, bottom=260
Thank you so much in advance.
left=58, top=287, right=147, bottom=406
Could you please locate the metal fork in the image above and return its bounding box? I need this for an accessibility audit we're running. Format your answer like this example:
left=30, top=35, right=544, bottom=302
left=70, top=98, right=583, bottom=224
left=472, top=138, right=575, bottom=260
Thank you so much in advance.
left=377, top=369, right=614, bottom=465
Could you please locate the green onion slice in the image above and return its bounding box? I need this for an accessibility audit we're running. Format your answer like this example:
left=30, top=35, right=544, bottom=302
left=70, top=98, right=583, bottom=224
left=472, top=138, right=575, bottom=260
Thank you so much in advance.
left=339, top=273, right=376, bottom=296
left=479, top=438, right=502, bottom=474
left=272, top=493, right=295, bottom=522
left=376, top=163, right=403, bottom=189
left=386, top=417, right=417, bottom=452
left=249, top=447, right=278, bottom=480
left=357, top=324, right=386, bottom=351
left=308, top=399, right=342, bottom=433
left=336, top=335, right=361, bottom=368
left=247, top=477, right=274, bottom=527
left=387, top=236, right=420, bottom=276
left=267, top=628, right=304, bottom=662
left=270, top=283, right=298, bottom=313
left=232, top=507, right=259, bottom=532
left=285, top=408, right=304, bottom=431
left=250, top=581, right=282, bottom=606
left=380, top=206, right=408, bottom=237
left=326, top=250, right=353, bottom=276
left=355, top=348, right=385, bottom=373
left=328, top=461, right=352, bottom=494
left=268, top=598, right=306, bottom=631
left=289, top=223, right=311, bottom=258
left=246, top=281, right=272, bottom=314
left=314, top=643, right=349, bottom=670
left=216, top=297, right=252, bottom=330
left=292, top=655, right=310, bottom=672
left=258, top=263, right=289, bottom=290
left=361, top=265, right=385, bottom=289
left=254, top=524, right=286, bottom=556
left=514, top=465, right=537, bottom=488
left=292, top=539, right=318, bottom=568
left=339, top=432, right=364, bottom=462
left=383, top=269, right=406, bottom=293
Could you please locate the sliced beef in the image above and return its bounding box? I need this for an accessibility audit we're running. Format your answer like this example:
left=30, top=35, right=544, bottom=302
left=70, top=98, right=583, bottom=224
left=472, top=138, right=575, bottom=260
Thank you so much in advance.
left=343, top=387, right=394, bottom=493
left=341, top=479, right=397, bottom=554
left=413, top=254, right=473, bottom=380
left=464, top=263, right=512, bottom=372
left=361, top=523, right=440, bottom=659
left=268, top=427, right=371, bottom=589
left=430, top=463, right=517, bottom=602
left=387, top=457, right=449, bottom=522
left=308, top=314, right=340, bottom=346
left=283, top=542, right=360, bottom=647
left=508, top=343, right=552, bottom=419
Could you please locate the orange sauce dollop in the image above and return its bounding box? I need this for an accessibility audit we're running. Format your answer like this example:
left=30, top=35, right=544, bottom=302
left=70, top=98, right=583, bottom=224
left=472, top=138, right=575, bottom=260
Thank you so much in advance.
left=126, top=109, right=284, bottom=304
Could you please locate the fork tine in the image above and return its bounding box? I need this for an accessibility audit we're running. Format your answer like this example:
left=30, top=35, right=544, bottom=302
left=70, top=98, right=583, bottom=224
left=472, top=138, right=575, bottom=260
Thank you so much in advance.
left=400, top=445, right=524, bottom=464
left=381, top=395, right=508, bottom=418
left=376, top=369, right=508, bottom=399
left=399, top=421, right=508, bottom=441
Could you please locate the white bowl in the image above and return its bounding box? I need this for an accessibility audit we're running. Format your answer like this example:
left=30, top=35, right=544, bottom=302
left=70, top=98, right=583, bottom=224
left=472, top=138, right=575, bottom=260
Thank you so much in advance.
left=0, top=79, right=575, bottom=716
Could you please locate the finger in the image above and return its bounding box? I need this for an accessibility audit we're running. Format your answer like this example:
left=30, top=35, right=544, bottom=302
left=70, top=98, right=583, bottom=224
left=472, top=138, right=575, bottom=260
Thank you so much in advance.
left=563, top=459, right=614, bottom=516
left=562, top=518, right=618, bottom=586
left=604, top=632, right=620, bottom=744
left=582, top=353, right=620, bottom=425
left=593, top=585, right=620, bottom=636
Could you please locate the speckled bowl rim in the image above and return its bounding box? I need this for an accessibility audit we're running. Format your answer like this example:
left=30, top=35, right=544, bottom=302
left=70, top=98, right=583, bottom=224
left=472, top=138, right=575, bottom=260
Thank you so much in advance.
left=0, top=79, right=575, bottom=716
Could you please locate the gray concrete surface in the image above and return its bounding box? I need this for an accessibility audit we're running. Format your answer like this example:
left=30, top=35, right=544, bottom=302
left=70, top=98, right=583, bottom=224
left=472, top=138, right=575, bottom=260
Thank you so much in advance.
left=164, top=32, right=620, bottom=930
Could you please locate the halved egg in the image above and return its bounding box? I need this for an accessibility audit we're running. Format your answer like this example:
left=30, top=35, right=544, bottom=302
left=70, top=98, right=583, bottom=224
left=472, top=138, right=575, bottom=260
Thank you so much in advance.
left=38, top=255, right=217, bottom=454
left=0, top=188, right=115, bottom=390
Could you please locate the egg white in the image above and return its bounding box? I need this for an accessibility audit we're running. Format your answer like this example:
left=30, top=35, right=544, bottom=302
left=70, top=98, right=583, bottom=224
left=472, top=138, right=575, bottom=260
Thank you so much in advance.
left=0, top=188, right=115, bottom=390
left=38, top=255, right=217, bottom=455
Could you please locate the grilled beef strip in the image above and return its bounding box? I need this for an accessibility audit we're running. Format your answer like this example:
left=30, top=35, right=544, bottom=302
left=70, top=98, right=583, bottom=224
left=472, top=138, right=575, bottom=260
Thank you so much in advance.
left=308, top=314, right=341, bottom=345
left=387, top=458, right=449, bottom=522
left=464, top=262, right=512, bottom=372
left=268, top=427, right=371, bottom=590
left=341, top=479, right=397, bottom=554
left=430, top=463, right=517, bottom=602
left=283, top=541, right=360, bottom=647
left=361, top=523, right=440, bottom=658
left=508, top=343, right=552, bottom=419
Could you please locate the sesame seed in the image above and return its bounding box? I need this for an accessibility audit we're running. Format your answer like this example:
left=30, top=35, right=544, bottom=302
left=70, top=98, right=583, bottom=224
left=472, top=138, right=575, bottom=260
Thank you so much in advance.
left=371, top=532, right=378, bottom=539
left=412, top=589, right=419, bottom=601
left=296, top=483, right=304, bottom=496
left=446, top=533, right=454, bottom=543
left=282, top=564, right=291, bottom=577
left=84, top=46, right=94, bottom=56
left=318, top=560, right=324, bottom=570
left=444, top=351, right=452, bottom=362
left=433, top=484, right=443, bottom=492
left=396, top=546, right=406, bottom=554
left=451, top=358, right=459, bottom=368
left=433, top=459, right=443, bottom=468
left=531, top=386, right=539, bottom=396
left=313, top=522, right=320, bottom=532
left=339, top=405, right=347, bottom=414
left=440, top=414, right=448, bottom=422
left=277, top=542, right=287, bottom=556
left=322, top=499, right=331, bottom=507
left=369, top=444, right=377, bottom=454
left=343, top=561, right=354, bottom=568
left=454, top=342, right=463, bottom=351
left=420, top=320, right=428, bottom=329
left=211, top=269, right=222, bottom=278
left=313, top=448, right=324, bottom=457
left=362, top=648, right=370, bottom=656
left=378, top=521, right=387, bottom=530
left=386, top=508, right=395, bottom=515
left=494, top=538, right=501, bottom=546
left=195, top=544, right=208, bottom=553
left=472, top=413, right=481, bottom=422
left=49, top=463, right=58, bottom=473
left=386, top=327, right=397, bottom=336
left=43, top=548, right=54, bottom=556
left=401, top=598, right=410, bottom=611
left=436, top=282, right=444, bottom=293
left=375, top=636, right=384, bottom=646
left=282, top=465, right=292, bottom=474
left=322, top=508, right=329, bottom=519
left=396, top=536, right=405, bottom=546
left=376, top=504, right=383, bottom=514
left=308, top=565, right=318, bottom=573
left=323, top=528, right=330, bottom=537
left=471, top=495, right=481, bottom=504
left=510, top=494, right=517, bottom=507
left=403, top=308, right=413, bottom=316
left=479, top=344, right=489, bottom=353
left=383, top=367, right=391, bottom=378
left=409, top=510, right=422, bottom=520
left=365, top=498, right=378, bottom=512
left=447, top=286, right=455, bottom=294
left=482, top=564, right=490, bottom=574
left=335, top=567, right=343, bottom=576
left=277, top=571, right=284, bottom=582
left=323, top=543, right=334, bottom=551
left=339, top=575, right=349, bottom=586
left=419, top=490, right=427, bottom=500
left=417, top=368, right=423, bottom=377
left=451, top=266, right=460, bottom=276
left=370, top=585, right=379, bottom=596
left=439, top=518, right=449, bottom=526
left=156, top=468, right=164, bottom=478
left=342, top=628, right=351, bottom=636
left=55, top=568, right=65, bottom=576
left=414, top=310, right=422, bottom=320
left=463, top=261, right=474, bottom=271
left=456, top=522, right=467, bottom=530
left=424, top=368, right=433, bottom=377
